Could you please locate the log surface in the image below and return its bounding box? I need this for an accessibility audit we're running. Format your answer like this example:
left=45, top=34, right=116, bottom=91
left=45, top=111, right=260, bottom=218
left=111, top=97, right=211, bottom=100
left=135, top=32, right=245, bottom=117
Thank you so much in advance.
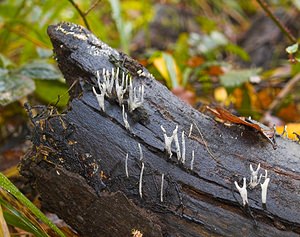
left=21, top=22, right=300, bottom=237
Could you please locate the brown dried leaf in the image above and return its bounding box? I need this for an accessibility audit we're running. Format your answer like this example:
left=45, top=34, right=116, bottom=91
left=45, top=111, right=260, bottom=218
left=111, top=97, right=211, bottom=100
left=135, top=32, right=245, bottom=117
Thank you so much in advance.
left=206, top=106, right=277, bottom=149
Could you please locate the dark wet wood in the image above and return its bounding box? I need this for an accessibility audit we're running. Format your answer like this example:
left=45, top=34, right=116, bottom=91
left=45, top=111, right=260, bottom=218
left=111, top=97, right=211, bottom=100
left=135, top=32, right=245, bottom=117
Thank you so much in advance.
left=20, top=22, right=300, bottom=237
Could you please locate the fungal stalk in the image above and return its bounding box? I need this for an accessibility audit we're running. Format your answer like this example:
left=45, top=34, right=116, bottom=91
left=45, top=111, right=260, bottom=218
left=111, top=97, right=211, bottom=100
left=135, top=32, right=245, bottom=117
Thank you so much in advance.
left=160, top=173, right=164, bottom=202
left=138, top=143, right=143, bottom=161
left=188, top=123, right=193, bottom=137
left=116, top=71, right=128, bottom=106
left=161, top=125, right=178, bottom=158
left=125, top=153, right=129, bottom=178
left=93, top=71, right=107, bottom=111
left=261, top=177, right=270, bottom=205
left=128, top=79, right=144, bottom=112
left=102, top=68, right=115, bottom=97
left=249, top=163, right=262, bottom=189
left=281, top=125, right=288, bottom=138
left=122, top=105, right=130, bottom=130
left=190, top=150, right=195, bottom=170
left=234, top=177, right=248, bottom=206
left=139, top=162, right=145, bottom=198
left=260, top=169, right=270, bottom=205
left=181, top=131, right=186, bottom=163
left=173, top=127, right=181, bottom=160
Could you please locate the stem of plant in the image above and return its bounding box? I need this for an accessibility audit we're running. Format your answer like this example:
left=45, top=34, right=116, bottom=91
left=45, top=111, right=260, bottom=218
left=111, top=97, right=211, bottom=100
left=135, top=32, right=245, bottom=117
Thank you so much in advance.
left=256, top=0, right=297, bottom=43
left=68, top=0, right=91, bottom=30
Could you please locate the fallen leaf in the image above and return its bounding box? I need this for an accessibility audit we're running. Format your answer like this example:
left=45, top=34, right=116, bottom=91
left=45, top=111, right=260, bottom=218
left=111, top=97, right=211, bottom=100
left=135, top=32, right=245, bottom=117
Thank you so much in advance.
left=277, top=103, right=300, bottom=122
left=186, top=56, right=204, bottom=68
left=276, top=123, right=300, bottom=140
left=207, top=65, right=224, bottom=76
left=206, top=106, right=277, bottom=149
left=214, top=87, right=227, bottom=102
left=0, top=205, right=10, bottom=237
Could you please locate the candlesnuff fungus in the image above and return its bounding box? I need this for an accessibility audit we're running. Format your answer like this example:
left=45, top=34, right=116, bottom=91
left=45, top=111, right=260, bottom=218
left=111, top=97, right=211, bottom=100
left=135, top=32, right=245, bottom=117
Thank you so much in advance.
left=128, top=79, right=144, bottom=112
left=188, top=123, right=193, bottom=137
left=92, top=72, right=107, bottom=111
left=260, top=170, right=270, bottom=205
left=190, top=150, right=195, bottom=170
left=139, top=162, right=145, bottom=199
left=103, top=68, right=115, bottom=97
left=234, top=177, right=248, bottom=206
left=138, top=143, right=143, bottom=161
left=173, top=128, right=181, bottom=160
left=125, top=153, right=129, bottom=178
left=181, top=131, right=186, bottom=164
left=161, top=125, right=178, bottom=158
left=249, top=163, right=262, bottom=189
left=122, top=105, right=130, bottom=131
left=281, top=125, right=288, bottom=138
left=160, top=173, right=164, bottom=203
left=116, top=70, right=129, bottom=106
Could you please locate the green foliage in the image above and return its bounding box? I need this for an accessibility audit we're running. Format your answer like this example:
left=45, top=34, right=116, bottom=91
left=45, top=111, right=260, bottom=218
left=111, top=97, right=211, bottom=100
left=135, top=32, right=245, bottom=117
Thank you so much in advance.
left=286, top=43, right=300, bottom=63
left=18, top=61, right=62, bottom=80
left=0, top=59, right=65, bottom=106
left=1, top=200, right=48, bottom=237
left=0, top=172, right=65, bottom=237
left=286, top=43, right=298, bottom=54
left=35, top=80, right=69, bottom=107
left=220, top=68, right=261, bottom=88
left=162, top=53, right=179, bottom=88
left=173, top=33, right=190, bottom=70
left=108, top=0, right=132, bottom=54
left=189, top=31, right=228, bottom=55
left=0, top=68, right=35, bottom=106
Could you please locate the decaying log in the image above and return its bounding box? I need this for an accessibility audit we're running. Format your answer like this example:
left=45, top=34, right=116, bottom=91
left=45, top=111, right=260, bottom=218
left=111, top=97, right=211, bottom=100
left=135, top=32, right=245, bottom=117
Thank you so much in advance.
left=20, top=22, right=300, bottom=237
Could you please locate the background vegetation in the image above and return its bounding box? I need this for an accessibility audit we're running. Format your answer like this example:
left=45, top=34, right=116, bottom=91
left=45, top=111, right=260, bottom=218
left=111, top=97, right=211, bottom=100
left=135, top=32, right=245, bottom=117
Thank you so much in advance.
left=0, top=0, right=300, bottom=235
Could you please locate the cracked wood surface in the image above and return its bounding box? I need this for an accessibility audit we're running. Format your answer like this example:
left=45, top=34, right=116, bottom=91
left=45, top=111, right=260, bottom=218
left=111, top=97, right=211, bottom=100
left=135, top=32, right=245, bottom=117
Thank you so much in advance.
left=20, top=22, right=300, bottom=237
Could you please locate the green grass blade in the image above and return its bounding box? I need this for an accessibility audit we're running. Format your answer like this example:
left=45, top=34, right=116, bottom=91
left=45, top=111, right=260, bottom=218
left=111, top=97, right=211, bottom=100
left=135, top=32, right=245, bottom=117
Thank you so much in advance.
left=0, top=173, right=65, bottom=237
left=1, top=202, right=48, bottom=237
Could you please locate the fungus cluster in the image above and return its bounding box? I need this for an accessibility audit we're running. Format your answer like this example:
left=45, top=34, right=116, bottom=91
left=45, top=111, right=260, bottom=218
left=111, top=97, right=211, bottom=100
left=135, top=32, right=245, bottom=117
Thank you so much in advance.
left=234, top=163, right=270, bottom=207
left=92, top=67, right=145, bottom=130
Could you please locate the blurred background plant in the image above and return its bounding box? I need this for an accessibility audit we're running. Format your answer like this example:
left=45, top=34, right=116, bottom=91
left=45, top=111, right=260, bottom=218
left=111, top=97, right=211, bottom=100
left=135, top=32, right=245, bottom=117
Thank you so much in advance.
left=0, top=0, right=300, bottom=235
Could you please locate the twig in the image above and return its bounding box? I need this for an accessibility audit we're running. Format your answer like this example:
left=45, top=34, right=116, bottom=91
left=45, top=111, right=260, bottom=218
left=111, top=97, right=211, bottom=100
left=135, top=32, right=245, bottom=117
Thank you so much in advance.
left=256, top=0, right=297, bottom=43
left=261, top=73, right=300, bottom=121
left=192, top=120, right=220, bottom=164
left=68, top=0, right=91, bottom=30
left=84, top=0, right=101, bottom=16
left=293, top=132, right=300, bottom=142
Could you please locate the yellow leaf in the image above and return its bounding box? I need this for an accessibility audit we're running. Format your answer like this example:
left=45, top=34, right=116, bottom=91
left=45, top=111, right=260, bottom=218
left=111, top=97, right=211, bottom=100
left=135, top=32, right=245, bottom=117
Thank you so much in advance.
left=152, top=53, right=181, bottom=88
left=276, top=123, right=300, bottom=140
left=214, top=87, right=227, bottom=102
left=0, top=205, right=10, bottom=237
left=153, top=56, right=170, bottom=82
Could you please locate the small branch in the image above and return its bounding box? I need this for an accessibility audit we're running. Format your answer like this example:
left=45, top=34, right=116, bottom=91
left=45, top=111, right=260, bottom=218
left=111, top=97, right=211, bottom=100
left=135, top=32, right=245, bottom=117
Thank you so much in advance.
left=68, top=0, right=91, bottom=30
left=261, top=73, right=300, bottom=121
left=256, top=0, right=297, bottom=43
left=84, top=0, right=101, bottom=16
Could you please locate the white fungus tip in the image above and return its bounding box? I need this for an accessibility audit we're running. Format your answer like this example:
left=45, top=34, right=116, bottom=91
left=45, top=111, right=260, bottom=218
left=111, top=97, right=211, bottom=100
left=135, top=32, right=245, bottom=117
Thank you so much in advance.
left=139, top=162, right=145, bottom=199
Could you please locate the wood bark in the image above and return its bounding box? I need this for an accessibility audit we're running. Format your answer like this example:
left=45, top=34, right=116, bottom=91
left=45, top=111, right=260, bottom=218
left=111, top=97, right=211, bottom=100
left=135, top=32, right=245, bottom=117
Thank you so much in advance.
left=20, top=22, right=300, bottom=237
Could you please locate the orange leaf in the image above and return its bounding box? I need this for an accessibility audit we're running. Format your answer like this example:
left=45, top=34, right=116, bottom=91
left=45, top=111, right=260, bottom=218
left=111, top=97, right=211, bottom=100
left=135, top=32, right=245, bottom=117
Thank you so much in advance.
left=186, top=56, right=204, bottom=68
left=206, top=106, right=277, bottom=149
left=207, top=65, right=224, bottom=76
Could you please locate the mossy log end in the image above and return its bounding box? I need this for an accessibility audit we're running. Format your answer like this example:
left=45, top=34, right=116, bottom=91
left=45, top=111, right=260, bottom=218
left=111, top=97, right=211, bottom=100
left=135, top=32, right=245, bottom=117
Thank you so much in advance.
left=20, top=22, right=300, bottom=237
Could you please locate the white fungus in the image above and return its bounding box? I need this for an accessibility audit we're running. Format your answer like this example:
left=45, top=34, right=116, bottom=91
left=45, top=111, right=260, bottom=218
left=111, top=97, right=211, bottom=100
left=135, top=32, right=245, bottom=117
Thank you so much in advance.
left=234, top=177, right=248, bottom=206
